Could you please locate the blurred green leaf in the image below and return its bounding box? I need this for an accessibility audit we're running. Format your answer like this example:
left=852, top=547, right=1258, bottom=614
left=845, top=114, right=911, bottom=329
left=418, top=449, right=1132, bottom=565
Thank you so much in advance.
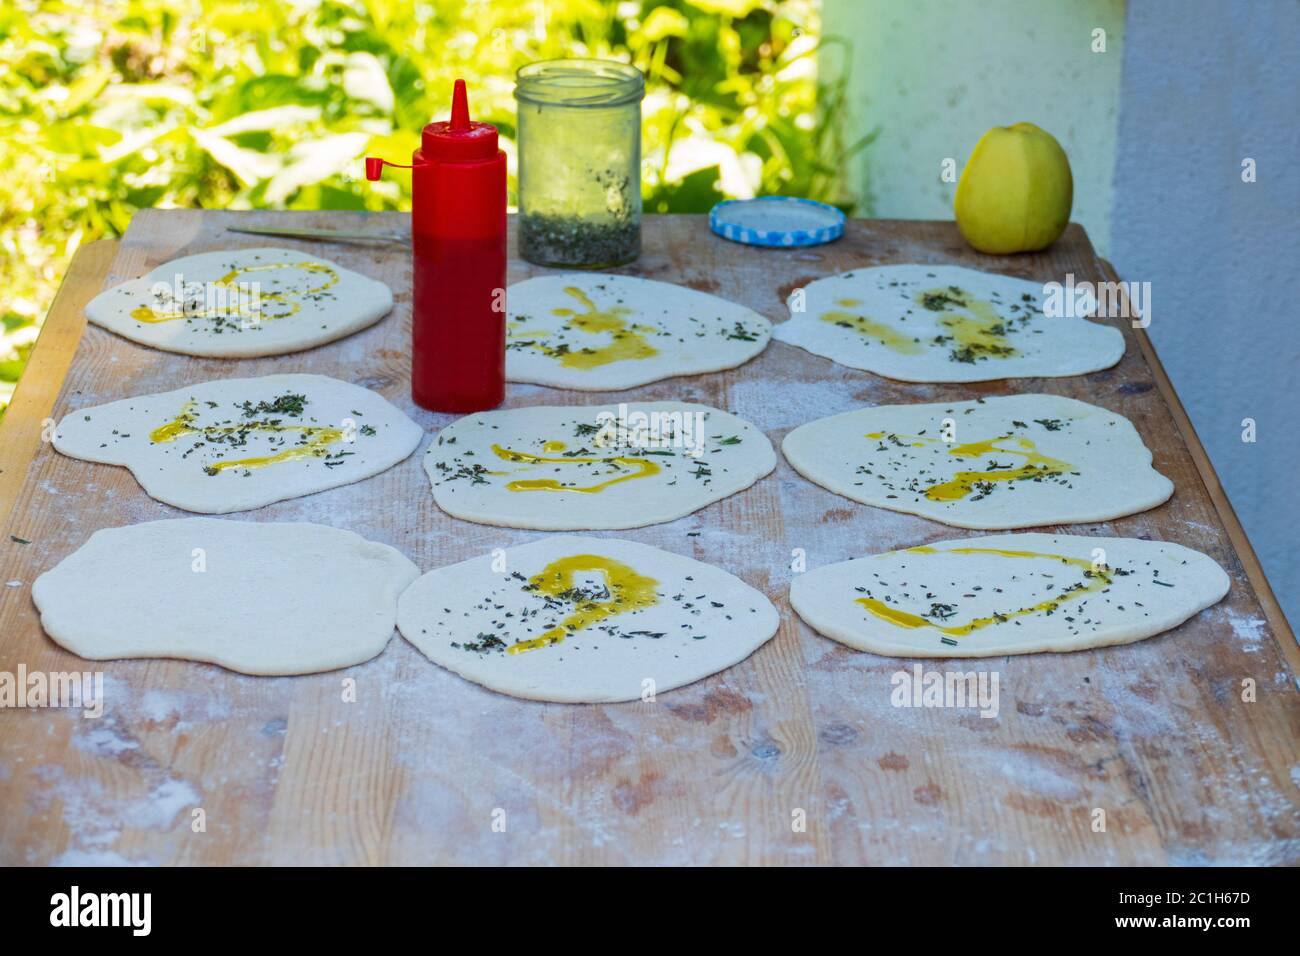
left=648, top=165, right=723, bottom=213
left=1, top=0, right=872, bottom=416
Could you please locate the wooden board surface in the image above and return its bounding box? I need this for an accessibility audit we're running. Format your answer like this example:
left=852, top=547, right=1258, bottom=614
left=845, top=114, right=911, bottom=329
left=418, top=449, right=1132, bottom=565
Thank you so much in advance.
left=1, top=211, right=1296, bottom=866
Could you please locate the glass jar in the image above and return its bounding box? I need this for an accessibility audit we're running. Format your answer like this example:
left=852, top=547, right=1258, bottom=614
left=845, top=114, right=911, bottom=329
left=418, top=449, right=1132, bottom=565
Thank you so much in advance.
left=515, top=59, right=645, bottom=269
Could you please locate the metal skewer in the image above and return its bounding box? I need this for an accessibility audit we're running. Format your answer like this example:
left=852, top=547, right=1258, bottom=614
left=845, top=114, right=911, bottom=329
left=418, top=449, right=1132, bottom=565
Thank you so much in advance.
left=226, top=225, right=410, bottom=245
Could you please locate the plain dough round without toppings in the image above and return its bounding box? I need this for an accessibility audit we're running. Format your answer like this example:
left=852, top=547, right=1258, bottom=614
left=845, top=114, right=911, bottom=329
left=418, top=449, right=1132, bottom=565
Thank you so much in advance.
left=53, top=374, right=424, bottom=514
left=397, top=535, right=780, bottom=702
left=506, top=273, right=771, bottom=390
left=782, top=394, right=1173, bottom=529
left=425, top=401, right=776, bottom=530
left=773, top=264, right=1124, bottom=382
left=85, top=247, right=393, bottom=358
left=32, top=519, right=419, bottom=675
left=789, top=533, right=1229, bottom=658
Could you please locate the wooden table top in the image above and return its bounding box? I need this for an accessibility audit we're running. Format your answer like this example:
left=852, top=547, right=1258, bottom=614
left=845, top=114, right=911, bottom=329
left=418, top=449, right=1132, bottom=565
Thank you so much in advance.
left=0, top=212, right=1295, bottom=865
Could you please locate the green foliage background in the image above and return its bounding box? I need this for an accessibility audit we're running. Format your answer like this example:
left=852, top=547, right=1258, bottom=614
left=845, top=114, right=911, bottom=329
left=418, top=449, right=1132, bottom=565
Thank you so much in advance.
left=0, top=0, right=872, bottom=411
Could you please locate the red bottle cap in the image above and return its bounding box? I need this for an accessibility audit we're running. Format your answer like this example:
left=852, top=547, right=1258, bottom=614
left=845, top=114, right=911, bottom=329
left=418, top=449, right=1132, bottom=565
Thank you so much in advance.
left=422, top=79, right=497, bottom=162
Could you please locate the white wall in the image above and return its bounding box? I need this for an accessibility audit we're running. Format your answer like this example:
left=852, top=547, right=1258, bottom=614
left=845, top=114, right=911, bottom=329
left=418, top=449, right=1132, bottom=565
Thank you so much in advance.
left=1110, top=0, right=1300, bottom=626
left=824, top=0, right=1126, bottom=253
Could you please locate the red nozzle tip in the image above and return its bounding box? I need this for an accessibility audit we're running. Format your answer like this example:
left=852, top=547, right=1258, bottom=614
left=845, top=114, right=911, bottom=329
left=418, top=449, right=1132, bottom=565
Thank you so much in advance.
left=364, top=156, right=383, bottom=181
left=450, top=79, right=470, bottom=130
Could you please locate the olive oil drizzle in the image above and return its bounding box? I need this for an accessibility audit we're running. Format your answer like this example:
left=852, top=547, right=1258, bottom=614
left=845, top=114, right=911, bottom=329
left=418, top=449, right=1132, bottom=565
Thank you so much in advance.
left=490, top=442, right=662, bottom=493
left=819, top=286, right=1025, bottom=363
left=820, top=304, right=924, bottom=354
left=509, top=554, right=660, bottom=654
left=511, top=286, right=661, bottom=368
left=150, top=400, right=344, bottom=473
left=865, top=431, right=1075, bottom=501
left=919, top=288, right=1020, bottom=363
left=130, top=261, right=339, bottom=323
left=855, top=546, right=1112, bottom=637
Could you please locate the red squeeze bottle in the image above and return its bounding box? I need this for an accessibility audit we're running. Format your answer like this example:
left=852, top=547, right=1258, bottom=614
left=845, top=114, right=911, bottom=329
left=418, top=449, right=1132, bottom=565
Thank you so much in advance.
left=366, top=79, right=506, bottom=412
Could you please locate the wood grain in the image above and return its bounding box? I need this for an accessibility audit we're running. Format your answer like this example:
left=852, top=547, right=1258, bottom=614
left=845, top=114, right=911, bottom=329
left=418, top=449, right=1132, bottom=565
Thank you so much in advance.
left=0, top=240, right=117, bottom=529
left=0, top=212, right=1295, bottom=865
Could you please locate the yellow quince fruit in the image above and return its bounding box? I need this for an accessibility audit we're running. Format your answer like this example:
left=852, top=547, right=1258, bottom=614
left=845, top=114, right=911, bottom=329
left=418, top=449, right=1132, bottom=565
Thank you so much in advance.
left=954, top=122, right=1073, bottom=254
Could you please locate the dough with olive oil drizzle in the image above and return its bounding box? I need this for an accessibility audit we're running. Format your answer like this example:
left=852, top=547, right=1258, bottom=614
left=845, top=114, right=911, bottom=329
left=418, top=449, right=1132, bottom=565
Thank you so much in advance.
left=85, top=247, right=393, bottom=357
left=782, top=394, right=1172, bottom=529
left=398, top=535, right=779, bottom=702
left=506, top=273, right=771, bottom=390
left=33, top=519, right=418, bottom=675
left=773, top=264, right=1123, bottom=381
left=789, top=533, right=1229, bottom=657
left=53, top=373, right=422, bottom=514
left=425, top=401, right=775, bottom=530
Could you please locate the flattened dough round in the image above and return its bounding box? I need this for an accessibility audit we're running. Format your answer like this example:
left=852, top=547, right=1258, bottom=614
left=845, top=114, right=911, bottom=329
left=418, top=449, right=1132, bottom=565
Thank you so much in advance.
left=426, top=401, right=776, bottom=530
left=397, top=535, right=779, bottom=702
left=54, top=374, right=423, bottom=514
left=789, top=533, right=1229, bottom=658
left=782, top=394, right=1172, bottom=529
left=506, top=273, right=771, bottom=390
left=773, top=264, right=1124, bottom=381
left=86, top=248, right=393, bottom=358
left=32, top=519, right=419, bottom=675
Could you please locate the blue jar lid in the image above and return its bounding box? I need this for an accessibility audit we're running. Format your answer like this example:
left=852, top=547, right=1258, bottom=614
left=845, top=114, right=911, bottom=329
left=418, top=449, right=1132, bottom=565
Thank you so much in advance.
left=709, top=197, right=846, bottom=248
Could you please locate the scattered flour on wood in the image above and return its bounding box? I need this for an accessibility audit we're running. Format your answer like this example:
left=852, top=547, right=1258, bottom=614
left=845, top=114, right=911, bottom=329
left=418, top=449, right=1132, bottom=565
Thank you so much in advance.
left=51, top=849, right=143, bottom=867
left=728, top=377, right=859, bottom=432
